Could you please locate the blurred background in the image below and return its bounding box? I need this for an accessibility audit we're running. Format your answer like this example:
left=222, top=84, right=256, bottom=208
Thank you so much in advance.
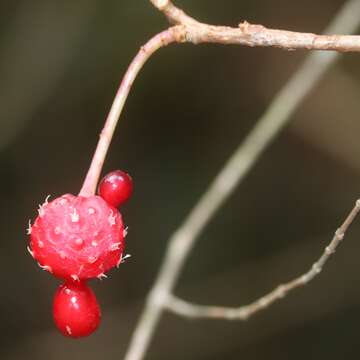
left=1, top=0, right=360, bottom=359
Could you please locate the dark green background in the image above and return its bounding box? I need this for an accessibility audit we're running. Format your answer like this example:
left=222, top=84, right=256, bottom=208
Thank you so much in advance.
left=1, top=0, right=360, bottom=359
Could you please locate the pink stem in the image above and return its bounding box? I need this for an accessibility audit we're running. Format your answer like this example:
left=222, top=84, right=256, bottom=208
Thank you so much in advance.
left=79, top=27, right=181, bottom=197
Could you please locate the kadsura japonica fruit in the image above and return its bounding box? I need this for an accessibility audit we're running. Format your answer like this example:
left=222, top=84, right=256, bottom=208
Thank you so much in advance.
left=28, top=170, right=133, bottom=338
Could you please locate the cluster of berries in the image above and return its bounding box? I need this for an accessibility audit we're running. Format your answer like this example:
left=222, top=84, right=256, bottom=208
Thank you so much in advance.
left=28, top=170, right=133, bottom=338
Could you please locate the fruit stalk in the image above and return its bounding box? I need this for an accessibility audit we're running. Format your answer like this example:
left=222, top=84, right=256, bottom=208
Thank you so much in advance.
left=79, top=28, right=180, bottom=197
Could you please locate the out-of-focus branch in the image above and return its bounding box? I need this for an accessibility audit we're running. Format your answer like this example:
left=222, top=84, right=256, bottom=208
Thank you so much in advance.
left=166, top=199, right=360, bottom=319
left=124, top=1, right=360, bottom=359
left=150, top=0, right=360, bottom=51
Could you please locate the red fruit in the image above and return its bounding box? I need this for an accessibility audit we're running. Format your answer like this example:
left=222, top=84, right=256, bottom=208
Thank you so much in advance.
left=29, top=194, right=125, bottom=280
left=98, top=170, right=133, bottom=207
left=53, top=281, right=101, bottom=338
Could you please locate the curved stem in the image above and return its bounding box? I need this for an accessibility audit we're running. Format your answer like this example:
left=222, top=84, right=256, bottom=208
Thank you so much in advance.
left=79, top=26, right=184, bottom=197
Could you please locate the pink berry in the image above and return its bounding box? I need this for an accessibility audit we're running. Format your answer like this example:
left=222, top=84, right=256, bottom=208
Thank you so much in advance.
left=53, top=281, right=101, bottom=338
left=29, top=194, right=125, bottom=280
left=98, top=170, right=133, bottom=207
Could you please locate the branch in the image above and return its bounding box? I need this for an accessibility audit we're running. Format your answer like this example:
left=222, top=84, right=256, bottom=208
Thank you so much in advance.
left=81, top=0, right=360, bottom=197
left=166, top=199, right=360, bottom=320
left=151, top=0, right=360, bottom=52
left=124, top=1, right=360, bottom=359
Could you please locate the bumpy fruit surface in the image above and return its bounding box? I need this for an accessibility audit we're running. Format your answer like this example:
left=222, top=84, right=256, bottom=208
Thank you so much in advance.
left=98, top=170, right=133, bottom=207
left=53, top=281, right=101, bottom=338
left=30, top=194, right=125, bottom=280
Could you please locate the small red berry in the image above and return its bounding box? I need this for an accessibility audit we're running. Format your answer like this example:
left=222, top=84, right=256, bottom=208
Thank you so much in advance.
left=53, top=281, right=101, bottom=338
left=98, top=170, right=133, bottom=207
left=29, top=194, right=125, bottom=280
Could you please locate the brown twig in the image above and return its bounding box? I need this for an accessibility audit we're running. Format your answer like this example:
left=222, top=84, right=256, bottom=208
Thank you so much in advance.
left=151, top=0, right=360, bottom=51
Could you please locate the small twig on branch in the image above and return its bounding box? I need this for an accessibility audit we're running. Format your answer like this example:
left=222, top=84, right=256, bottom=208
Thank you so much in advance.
left=124, top=1, right=360, bottom=359
left=166, top=199, right=360, bottom=320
